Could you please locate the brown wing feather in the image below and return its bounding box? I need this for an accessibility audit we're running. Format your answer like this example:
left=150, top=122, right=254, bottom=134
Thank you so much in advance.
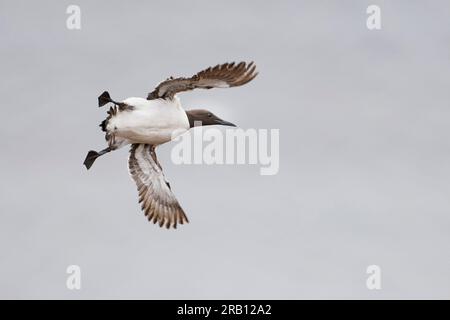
left=128, top=144, right=188, bottom=229
left=147, top=61, right=258, bottom=100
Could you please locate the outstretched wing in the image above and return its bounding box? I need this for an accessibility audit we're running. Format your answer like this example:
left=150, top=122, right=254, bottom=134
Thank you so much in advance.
left=147, top=61, right=258, bottom=100
left=128, top=144, right=188, bottom=229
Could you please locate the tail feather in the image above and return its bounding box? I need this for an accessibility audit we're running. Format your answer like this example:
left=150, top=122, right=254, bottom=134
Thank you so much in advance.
left=99, top=119, right=108, bottom=132
left=83, top=150, right=100, bottom=170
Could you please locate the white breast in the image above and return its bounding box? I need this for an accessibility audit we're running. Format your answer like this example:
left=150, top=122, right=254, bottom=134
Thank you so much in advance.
left=107, top=97, right=190, bottom=145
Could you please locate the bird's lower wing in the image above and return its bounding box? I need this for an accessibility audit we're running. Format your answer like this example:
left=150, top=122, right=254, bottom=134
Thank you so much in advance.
left=128, top=144, right=188, bottom=229
left=147, top=61, right=258, bottom=100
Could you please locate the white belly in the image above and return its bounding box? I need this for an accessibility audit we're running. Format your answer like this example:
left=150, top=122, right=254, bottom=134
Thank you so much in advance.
left=106, top=97, right=189, bottom=145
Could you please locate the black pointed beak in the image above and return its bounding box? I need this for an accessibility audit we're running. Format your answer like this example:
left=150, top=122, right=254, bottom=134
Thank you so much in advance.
left=216, top=119, right=237, bottom=127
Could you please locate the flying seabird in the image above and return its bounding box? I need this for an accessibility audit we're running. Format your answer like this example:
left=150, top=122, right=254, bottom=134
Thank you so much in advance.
left=84, top=62, right=258, bottom=228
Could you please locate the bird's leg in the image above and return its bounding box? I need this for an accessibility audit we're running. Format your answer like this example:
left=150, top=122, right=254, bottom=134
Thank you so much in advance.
left=83, top=147, right=112, bottom=170
left=98, top=91, right=121, bottom=107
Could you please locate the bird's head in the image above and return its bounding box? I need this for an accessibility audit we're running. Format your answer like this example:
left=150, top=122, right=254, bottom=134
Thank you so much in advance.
left=185, top=109, right=236, bottom=128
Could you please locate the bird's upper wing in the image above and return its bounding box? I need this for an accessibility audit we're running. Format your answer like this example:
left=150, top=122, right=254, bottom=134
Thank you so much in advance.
left=128, top=144, right=188, bottom=229
left=147, top=61, right=258, bottom=100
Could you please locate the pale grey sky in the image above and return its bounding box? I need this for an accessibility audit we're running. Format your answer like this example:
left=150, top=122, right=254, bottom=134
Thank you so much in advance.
left=0, top=0, right=449, bottom=299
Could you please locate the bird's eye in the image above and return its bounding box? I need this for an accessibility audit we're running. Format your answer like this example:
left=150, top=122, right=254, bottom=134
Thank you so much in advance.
left=208, top=113, right=212, bottom=117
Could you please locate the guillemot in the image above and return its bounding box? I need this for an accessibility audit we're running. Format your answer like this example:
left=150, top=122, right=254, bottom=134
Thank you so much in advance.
left=84, top=62, right=258, bottom=228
